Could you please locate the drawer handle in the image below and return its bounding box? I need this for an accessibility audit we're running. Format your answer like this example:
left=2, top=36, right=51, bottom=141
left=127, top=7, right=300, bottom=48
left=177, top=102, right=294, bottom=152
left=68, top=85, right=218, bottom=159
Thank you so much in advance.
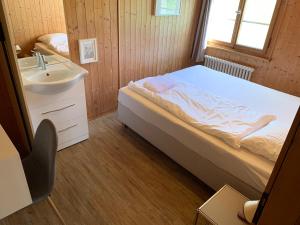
left=58, top=124, right=78, bottom=133
left=41, top=104, right=76, bottom=115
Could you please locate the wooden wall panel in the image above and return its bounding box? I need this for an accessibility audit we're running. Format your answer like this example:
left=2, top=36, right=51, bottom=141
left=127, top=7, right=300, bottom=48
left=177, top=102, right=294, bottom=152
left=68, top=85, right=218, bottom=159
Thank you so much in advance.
left=63, top=0, right=200, bottom=119
left=206, top=0, right=300, bottom=97
left=119, top=0, right=202, bottom=87
left=4, top=0, right=66, bottom=54
left=63, top=0, right=119, bottom=119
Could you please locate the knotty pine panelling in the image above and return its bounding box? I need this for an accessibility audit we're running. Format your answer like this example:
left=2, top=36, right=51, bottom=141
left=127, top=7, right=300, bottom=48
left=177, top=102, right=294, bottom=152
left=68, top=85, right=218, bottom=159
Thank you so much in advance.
left=63, top=0, right=119, bottom=119
left=206, top=0, right=300, bottom=97
left=4, top=0, right=66, bottom=54
left=119, top=0, right=201, bottom=87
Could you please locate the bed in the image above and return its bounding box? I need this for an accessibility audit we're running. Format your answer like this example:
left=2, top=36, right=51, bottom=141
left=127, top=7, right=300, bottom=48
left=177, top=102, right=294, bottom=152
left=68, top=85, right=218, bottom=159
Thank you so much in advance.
left=117, top=65, right=300, bottom=198
left=34, top=33, right=69, bottom=58
left=34, top=42, right=69, bottom=58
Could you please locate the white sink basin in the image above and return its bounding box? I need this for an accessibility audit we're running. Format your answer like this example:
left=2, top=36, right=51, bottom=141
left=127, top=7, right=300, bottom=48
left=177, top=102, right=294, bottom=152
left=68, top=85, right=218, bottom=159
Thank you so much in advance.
left=21, top=61, right=88, bottom=94
left=26, top=69, right=74, bottom=83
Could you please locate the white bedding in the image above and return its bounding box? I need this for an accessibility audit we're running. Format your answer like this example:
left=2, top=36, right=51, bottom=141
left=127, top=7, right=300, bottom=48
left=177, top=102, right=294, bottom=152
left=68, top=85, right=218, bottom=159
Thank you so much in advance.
left=119, top=87, right=273, bottom=192
left=37, top=33, right=70, bottom=56
left=127, top=65, right=300, bottom=161
left=118, top=65, right=300, bottom=191
left=143, top=76, right=176, bottom=93
left=34, top=42, right=69, bottom=58
left=129, top=78, right=276, bottom=149
left=241, top=121, right=290, bottom=161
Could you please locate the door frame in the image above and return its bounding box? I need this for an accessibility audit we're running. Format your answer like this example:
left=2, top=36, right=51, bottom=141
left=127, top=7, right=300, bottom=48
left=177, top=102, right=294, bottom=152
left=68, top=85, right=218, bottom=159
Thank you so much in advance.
left=0, top=0, right=33, bottom=155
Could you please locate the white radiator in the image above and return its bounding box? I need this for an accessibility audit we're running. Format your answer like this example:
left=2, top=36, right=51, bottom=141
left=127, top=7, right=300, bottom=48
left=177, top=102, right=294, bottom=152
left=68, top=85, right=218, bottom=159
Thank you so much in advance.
left=204, top=55, right=254, bottom=81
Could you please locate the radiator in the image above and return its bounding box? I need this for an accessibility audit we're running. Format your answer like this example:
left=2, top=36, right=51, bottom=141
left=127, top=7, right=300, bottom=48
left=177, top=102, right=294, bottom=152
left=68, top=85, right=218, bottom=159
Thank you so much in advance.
left=204, top=55, right=254, bottom=81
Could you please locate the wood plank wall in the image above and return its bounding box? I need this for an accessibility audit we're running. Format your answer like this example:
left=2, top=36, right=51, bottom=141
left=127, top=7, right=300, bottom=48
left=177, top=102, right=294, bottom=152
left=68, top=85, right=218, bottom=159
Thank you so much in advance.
left=119, top=0, right=201, bottom=87
left=206, top=0, right=300, bottom=97
left=63, top=0, right=201, bottom=119
left=63, top=0, right=119, bottom=119
left=4, top=0, right=66, bottom=54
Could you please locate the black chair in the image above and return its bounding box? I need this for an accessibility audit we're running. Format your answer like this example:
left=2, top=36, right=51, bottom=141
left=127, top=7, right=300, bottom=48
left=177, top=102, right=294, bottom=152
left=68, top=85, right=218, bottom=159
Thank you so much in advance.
left=22, top=119, right=65, bottom=224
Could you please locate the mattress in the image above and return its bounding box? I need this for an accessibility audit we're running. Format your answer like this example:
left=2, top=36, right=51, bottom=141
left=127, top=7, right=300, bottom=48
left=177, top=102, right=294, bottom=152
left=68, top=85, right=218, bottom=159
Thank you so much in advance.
left=34, top=42, right=69, bottom=58
left=118, top=65, right=300, bottom=192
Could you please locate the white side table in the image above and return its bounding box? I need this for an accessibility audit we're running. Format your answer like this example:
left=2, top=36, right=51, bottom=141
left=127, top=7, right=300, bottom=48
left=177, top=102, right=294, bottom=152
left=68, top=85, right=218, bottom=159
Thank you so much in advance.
left=194, top=185, right=249, bottom=225
left=0, top=125, right=32, bottom=219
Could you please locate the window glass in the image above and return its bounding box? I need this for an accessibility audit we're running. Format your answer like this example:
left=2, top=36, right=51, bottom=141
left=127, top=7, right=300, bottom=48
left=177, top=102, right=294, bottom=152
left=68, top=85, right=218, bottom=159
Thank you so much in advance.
left=236, top=0, right=277, bottom=49
left=207, top=0, right=240, bottom=43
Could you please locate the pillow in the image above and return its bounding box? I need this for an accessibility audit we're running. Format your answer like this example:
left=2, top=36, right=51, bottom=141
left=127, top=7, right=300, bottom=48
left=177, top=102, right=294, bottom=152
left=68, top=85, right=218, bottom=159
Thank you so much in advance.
left=37, top=33, right=68, bottom=50
left=241, top=121, right=290, bottom=162
left=143, top=76, right=176, bottom=93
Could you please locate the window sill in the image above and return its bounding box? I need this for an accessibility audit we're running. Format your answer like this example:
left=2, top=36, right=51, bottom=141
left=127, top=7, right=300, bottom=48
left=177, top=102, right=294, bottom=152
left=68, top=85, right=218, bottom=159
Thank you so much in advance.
left=206, top=43, right=272, bottom=63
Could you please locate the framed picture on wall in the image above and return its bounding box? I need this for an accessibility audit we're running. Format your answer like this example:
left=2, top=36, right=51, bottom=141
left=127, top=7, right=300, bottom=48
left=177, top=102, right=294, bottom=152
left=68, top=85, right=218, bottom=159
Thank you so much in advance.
left=79, top=38, right=98, bottom=64
left=155, top=0, right=181, bottom=16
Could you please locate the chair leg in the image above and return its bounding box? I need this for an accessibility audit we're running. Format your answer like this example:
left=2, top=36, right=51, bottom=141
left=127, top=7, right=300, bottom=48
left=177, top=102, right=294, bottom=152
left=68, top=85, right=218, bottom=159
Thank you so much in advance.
left=47, top=196, right=67, bottom=225
left=193, top=208, right=200, bottom=225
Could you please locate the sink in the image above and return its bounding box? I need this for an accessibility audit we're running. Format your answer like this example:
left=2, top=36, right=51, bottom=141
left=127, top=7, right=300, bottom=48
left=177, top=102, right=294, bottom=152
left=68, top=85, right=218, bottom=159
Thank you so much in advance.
left=26, top=69, right=74, bottom=83
left=18, top=57, right=38, bottom=69
left=18, top=55, right=69, bottom=70
left=21, top=61, right=88, bottom=94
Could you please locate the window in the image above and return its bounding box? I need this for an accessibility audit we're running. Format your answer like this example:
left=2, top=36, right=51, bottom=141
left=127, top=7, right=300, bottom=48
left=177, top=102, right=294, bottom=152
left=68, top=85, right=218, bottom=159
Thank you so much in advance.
left=206, top=0, right=279, bottom=54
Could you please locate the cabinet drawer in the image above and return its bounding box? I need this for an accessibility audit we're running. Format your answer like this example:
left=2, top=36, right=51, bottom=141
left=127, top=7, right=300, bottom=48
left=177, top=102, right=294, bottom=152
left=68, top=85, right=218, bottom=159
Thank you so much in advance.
left=30, top=96, right=86, bottom=131
left=56, top=115, right=89, bottom=150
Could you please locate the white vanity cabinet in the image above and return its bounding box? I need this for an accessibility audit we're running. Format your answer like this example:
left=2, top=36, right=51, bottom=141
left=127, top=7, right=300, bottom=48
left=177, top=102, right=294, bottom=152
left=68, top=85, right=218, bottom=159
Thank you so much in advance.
left=24, top=78, right=89, bottom=151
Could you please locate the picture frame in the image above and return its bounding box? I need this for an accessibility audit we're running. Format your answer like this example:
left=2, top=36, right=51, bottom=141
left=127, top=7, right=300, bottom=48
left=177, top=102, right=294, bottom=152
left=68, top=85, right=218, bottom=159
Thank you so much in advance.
left=78, top=38, right=98, bottom=64
left=155, top=0, right=181, bottom=16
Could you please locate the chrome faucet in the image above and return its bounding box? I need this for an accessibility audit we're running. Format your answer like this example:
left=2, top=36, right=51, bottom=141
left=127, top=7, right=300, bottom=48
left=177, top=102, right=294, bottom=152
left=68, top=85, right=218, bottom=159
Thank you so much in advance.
left=32, top=50, right=48, bottom=70
left=37, top=52, right=48, bottom=70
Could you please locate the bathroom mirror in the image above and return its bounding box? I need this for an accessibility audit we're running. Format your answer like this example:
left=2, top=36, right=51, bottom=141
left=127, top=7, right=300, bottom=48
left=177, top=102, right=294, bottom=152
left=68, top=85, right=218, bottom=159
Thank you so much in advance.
left=3, top=0, right=70, bottom=69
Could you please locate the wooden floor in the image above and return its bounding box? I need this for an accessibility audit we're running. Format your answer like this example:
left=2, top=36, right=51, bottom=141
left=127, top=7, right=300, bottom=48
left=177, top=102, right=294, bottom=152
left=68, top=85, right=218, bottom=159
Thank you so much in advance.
left=0, top=113, right=213, bottom=225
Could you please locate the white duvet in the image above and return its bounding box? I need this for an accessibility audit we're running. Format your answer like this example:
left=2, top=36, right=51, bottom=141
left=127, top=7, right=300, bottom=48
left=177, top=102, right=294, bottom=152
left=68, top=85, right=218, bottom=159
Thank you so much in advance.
left=241, top=121, right=290, bottom=161
left=128, top=77, right=276, bottom=149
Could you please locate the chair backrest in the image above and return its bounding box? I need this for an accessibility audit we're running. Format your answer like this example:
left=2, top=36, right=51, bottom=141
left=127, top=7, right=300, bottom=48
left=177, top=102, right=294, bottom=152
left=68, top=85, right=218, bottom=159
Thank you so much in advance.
left=31, top=119, right=57, bottom=195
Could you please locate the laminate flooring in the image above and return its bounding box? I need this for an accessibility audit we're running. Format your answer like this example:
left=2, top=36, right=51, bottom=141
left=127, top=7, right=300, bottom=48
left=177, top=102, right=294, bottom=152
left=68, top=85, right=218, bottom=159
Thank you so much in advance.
left=0, top=113, right=213, bottom=225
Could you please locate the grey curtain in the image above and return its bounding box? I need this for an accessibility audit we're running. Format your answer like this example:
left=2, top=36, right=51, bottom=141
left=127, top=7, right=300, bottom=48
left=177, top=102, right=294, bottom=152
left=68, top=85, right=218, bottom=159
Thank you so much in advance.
left=192, top=0, right=212, bottom=63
